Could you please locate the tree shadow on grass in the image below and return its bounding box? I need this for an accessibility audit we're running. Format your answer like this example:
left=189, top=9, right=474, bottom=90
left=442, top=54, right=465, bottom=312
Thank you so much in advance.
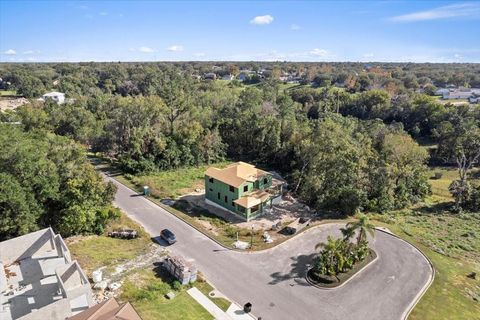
left=269, top=253, right=316, bottom=286
left=413, top=201, right=454, bottom=215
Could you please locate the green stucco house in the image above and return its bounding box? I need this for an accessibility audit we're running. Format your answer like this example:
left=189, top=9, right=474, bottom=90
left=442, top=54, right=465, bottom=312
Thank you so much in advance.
left=204, top=162, right=283, bottom=221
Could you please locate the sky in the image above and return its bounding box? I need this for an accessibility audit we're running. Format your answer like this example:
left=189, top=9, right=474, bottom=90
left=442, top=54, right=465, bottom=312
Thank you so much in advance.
left=1, top=0, right=479, bottom=63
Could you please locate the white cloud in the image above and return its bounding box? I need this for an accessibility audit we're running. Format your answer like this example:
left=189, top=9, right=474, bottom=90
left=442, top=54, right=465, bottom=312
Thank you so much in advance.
left=290, top=24, right=301, bottom=30
left=309, top=48, right=329, bottom=57
left=22, top=50, right=40, bottom=55
left=194, top=52, right=206, bottom=57
left=250, top=15, right=274, bottom=25
left=138, top=46, right=155, bottom=53
left=99, top=12, right=108, bottom=16
left=389, top=3, right=480, bottom=22
left=222, top=48, right=334, bottom=61
left=167, top=45, right=184, bottom=52
left=363, top=53, right=374, bottom=58
left=78, top=5, right=88, bottom=10
left=3, top=49, right=16, bottom=55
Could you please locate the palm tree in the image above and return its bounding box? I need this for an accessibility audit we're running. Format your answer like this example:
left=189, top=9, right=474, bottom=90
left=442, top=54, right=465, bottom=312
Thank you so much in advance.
left=340, top=225, right=355, bottom=242
left=346, top=214, right=376, bottom=245
left=315, top=236, right=346, bottom=277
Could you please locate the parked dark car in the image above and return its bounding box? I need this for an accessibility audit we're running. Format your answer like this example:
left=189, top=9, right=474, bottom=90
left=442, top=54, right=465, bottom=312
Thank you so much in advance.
left=160, top=229, right=177, bottom=245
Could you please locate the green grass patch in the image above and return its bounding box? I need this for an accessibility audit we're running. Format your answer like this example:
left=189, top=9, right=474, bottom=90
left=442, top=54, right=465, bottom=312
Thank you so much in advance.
left=0, top=90, right=17, bottom=97
left=67, top=213, right=151, bottom=273
left=195, top=280, right=231, bottom=312
left=372, top=211, right=480, bottom=320
left=118, top=162, right=232, bottom=200
left=120, top=268, right=214, bottom=320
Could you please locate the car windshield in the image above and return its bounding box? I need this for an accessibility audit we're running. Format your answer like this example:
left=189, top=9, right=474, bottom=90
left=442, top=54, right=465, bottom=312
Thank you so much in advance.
left=163, top=230, right=174, bottom=237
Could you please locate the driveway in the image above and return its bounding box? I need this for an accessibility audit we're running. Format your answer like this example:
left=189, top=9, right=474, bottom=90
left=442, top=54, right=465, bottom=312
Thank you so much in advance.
left=108, top=176, right=433, bottom=320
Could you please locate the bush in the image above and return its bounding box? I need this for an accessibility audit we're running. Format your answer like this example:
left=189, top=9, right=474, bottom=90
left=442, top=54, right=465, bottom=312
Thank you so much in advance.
left=434, top=172, right=443, bottom=180
left=172, top=280, right=182, bottom=291
left=225, top=225, right=239, bottom=238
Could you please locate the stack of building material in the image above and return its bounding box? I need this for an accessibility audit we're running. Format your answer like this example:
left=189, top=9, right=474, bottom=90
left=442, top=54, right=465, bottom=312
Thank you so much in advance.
left=163, top=255, right=197, bottom=285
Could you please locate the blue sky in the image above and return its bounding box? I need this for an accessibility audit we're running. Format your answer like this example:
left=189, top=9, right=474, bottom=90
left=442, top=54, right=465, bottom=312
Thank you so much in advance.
left=1, top=1, right=479, bottom=62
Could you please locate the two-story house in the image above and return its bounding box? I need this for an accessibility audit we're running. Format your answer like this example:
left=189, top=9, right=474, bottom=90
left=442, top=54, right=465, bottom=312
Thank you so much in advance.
left=204, top=162, right=283, bottom=221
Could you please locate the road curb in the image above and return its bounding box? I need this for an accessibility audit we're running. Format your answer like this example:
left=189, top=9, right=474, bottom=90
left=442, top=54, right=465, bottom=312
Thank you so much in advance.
left=109, top=173, right=348, bottom=254
left=375, top=228, right=435, bottom=320
left=108, top=172, right=435, bottom=319
left=305, top=249, right=379, bottom=290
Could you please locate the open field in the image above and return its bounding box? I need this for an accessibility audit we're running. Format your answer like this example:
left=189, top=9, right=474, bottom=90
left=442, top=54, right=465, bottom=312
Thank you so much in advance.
left=119, top=162, right=231, bottom=199
left=373, top=213, right=480, bottom=320
left=67, top=213, right=152, bottom=273
left=371, top=165, right=480, bottom=319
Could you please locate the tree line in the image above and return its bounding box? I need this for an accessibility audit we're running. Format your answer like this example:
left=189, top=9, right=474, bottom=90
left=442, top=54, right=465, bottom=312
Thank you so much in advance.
left=0, top=62, right=479, bottom=240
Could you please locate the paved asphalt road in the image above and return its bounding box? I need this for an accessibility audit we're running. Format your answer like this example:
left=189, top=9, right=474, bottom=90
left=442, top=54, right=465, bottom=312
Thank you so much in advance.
left=108, top=176, right=433, bottom=320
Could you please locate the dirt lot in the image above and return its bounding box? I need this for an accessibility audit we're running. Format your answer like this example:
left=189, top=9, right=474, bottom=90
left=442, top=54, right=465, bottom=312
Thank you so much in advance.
left=0, top=97, right=28, bottom=111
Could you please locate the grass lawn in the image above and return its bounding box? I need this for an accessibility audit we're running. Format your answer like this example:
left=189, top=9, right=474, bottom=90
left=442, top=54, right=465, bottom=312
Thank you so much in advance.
left=0, top=90, right=18, bottom=97
left=120, top=268, right=214, bottom=320
left=371, top=165, right=480, bottom=320
left=118, top=162, right=232, bottom=199
left=67, top=213, right=152, bottom=274
left=69, top=211, right=231, bottom=320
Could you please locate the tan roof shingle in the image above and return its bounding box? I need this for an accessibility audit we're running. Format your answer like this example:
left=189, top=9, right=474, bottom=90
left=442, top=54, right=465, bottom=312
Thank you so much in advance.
left=205, top=162, right=268, bottom=188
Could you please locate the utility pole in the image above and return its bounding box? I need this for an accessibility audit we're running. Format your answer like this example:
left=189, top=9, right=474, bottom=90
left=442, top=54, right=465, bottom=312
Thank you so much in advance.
left=250, top=226, right=254, bottom=249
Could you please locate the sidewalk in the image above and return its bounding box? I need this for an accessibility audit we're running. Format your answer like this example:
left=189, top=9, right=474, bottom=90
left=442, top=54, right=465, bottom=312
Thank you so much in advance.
left=187, top=287, right=256, bottom=320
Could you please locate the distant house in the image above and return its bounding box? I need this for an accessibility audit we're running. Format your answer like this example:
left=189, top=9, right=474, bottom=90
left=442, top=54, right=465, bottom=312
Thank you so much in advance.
left=443, top=90, right=473, bottom=100
left=221, top=74, right=235, bottom=81
left=205, top=162, right=284, bottom=221
left=0, top=228, right=93, bottom=320
left=39, top=91, right=66, bottom=104
left=434, top=88, right=450, bottom=96
left=67, top=298, right=142, bottom=320
left=469, top=96, right=480, bottom=104
left=203, top=73, right=216, bottom=81
left=238, top=73, right=248, bottom=82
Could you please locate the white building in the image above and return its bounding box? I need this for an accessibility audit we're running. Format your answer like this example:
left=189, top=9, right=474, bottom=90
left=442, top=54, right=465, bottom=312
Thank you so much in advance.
left=39, top=91, right=66, bottom=104
left=221, top=74, right=235, bottom=81
left=0, top=228, right=93, bottom=320
left=443, top=90, right=473, bottom=100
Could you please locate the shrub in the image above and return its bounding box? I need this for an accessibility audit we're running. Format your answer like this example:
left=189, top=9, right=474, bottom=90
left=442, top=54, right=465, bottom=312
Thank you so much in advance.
left=434, top=172, right=443, bottom=180
left=172, top=280, right=182, bottom=291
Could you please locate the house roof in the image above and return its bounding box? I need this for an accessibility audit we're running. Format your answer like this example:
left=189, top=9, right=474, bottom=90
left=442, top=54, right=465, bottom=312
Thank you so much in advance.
left=234, top=189, right=270, bottom=209
left=67, top=298, right=142, bottom=320
left=205, top=162, right=268, bottom=188
left=43, top=91, right=65, bottom=97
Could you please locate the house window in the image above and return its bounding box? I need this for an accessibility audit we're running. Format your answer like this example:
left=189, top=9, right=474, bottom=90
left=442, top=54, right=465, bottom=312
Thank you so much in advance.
left=224, top=195, right=228, bottom=203
left=231, top=201, right=235, bottom=207
left=217, top=192, right=220, bottom=200
left=243, top=185, right=248, bottom=192
left=209, top=177, right=214, bottom=183
left=209, top=188, right=213, bottom=192
left=229, top=185, right=234, bottom=192
left=263, top=178, right=268, bottom=184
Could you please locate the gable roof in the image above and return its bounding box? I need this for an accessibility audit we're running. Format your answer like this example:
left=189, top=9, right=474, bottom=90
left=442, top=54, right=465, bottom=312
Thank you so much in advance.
left=205, top=162, right=268, bottom=188
left=43, top=91, right=65, bottom=97
left=67, top=298, right=142, bottom=320
left=234, top=189, right=270, bottom=208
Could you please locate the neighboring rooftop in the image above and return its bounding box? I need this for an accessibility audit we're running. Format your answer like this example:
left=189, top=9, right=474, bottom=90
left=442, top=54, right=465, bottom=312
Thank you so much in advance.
left=42, top=91, right=65, bottom=97
left=205, top=162, right=269, bottom=188
left=67, top=298, right=142, bottom=320
left=234, top=189, right=270, bottom=209
left=0, top=228, right=93, bottom=320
